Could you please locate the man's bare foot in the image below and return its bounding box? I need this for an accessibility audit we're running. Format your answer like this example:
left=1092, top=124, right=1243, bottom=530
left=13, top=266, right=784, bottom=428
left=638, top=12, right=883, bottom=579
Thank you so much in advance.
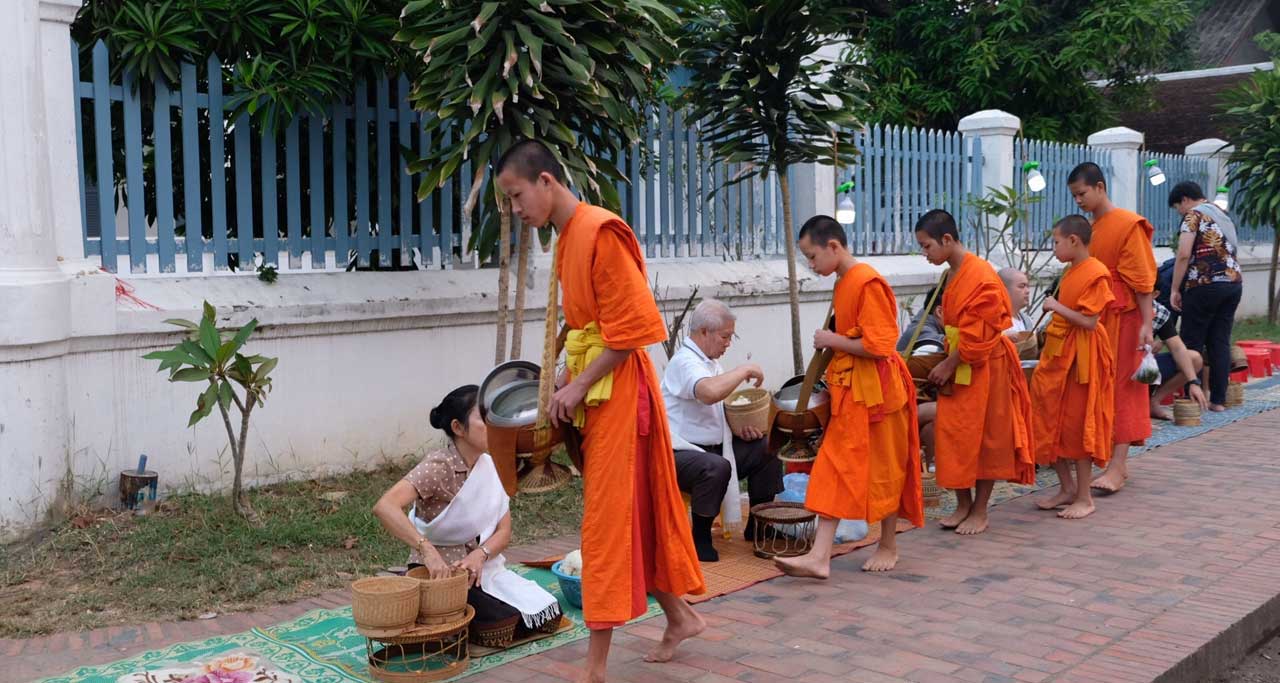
left=861, top=545, right=898, bottom=572
left=1035, top=489, right=1076, bottom=510
left=774, top=554, right=830, bottom=580
left=1058, top=499, right=1095, bottom=519
left=1151, top=405, right=1173, bottom=421
left=575, top=672, right=606, bottom=683
left=644, top=609, right=705, bottom=663
left=956, top=509, right=989, bottom=535
left=938, top=505, right=970, bottom=530
left=1210, top=403, right=1227, bottom=413
left=1090, top=470, right=1125, bottom=494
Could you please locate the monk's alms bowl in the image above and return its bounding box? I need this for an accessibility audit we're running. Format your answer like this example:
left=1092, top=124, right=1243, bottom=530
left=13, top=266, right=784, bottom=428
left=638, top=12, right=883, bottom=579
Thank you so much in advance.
left=771, top=375, right=829, bottom=413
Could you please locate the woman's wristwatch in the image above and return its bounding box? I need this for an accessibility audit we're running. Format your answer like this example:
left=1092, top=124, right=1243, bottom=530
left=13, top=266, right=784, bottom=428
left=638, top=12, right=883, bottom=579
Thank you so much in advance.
left=478, top=544, right=492, bottom=559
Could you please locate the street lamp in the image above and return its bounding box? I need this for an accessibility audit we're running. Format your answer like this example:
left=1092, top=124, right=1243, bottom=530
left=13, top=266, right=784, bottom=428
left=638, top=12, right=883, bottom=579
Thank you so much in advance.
left=1145, top=159, right=1166, bottom=186
left=1023, top=161, right=1046, bottom=193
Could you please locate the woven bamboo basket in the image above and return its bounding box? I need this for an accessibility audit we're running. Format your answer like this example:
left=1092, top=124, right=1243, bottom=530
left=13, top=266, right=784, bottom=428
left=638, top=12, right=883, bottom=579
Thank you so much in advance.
left=352, top=576, right=421, bottom=638
left=405, top=567, right=470, bottom=625
left=365, top=612, right=471, bottom=683
left=1226, top=381, right=1245, bottom=407
left=921, top=470, right=942, bottom=509
left=1231, top=344, right=1249, bottom=371
left=1172, top=398, right=1201, bottom=427
left=470, top=614, right=519, bottom=648
left=1012, top=331, right=1038, bottom=361
left=725, top=388, right=771, bottom=439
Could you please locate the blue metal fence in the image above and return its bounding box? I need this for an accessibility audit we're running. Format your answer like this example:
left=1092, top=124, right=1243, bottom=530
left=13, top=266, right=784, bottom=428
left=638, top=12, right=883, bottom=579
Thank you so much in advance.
left=73, top=41, right=985, bottom=273
left=1137, top=152, right=1210, bottom=247
left=843, top=125, right=983, bottom=255
left=1014, top=138, right=1114, bottom=247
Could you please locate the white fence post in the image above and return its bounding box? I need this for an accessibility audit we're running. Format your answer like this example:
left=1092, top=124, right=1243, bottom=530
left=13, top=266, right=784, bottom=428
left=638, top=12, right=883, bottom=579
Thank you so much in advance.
left=958, top=109, right=1019, bottom=253
left=39, top=0, right=87, bottom=266
left=0, top=0, right=78, bottom=536
left=789, top=162, right=837, bottom=225
left=1086, top=127, right=1143, bottom=212
left=1185, top=138, right=1233, bottom=196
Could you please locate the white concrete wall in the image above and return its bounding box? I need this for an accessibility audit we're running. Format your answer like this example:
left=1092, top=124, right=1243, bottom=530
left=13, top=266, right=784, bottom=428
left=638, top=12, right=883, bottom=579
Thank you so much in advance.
left=6, top=245, right=1271, bottom=539
left=0, top=254, right=948, bottom=539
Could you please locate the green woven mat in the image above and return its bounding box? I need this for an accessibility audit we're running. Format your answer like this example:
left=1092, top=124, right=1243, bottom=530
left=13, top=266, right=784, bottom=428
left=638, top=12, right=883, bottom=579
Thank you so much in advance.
left=40, top=568, right=660, bottom=683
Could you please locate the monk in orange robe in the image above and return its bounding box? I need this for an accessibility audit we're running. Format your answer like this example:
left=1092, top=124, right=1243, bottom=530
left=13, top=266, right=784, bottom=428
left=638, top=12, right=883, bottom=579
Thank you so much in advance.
left=1067, top=162, right=1157, bottom=494
left=916, top=209, right=1036, bottom=535
left=1030, top=215, right=1116, bottom=520
left=775, top=216, right=923, bottom=579
left=495, top=140, right=705, bottom=683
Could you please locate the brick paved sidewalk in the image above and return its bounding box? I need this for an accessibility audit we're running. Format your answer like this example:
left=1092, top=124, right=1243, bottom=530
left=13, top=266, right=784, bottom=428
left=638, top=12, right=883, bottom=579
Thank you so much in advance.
left=10, top=411, right=1280, bottom=683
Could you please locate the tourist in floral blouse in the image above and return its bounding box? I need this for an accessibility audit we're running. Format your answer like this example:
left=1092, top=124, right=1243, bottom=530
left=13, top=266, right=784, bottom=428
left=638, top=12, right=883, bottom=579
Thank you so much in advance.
left=1168, top=181, right=1243, bottom=411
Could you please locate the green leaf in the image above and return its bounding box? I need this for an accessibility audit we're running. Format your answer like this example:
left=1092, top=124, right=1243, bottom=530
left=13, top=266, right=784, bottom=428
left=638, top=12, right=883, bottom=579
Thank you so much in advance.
left=198, top=313, right=221, bottom=361
left=218, top=380, right=235, bottom=411
left=255, top=356, right=279, bottom=381
left=163, top=318, right=199, bottom=331
left=229, top=319, right=259, bottom=357
left=179, top=340, right=214, bottom=366
left=514, top=22, right=543, bottom=79
left=173, top=367, right=211, bottom=382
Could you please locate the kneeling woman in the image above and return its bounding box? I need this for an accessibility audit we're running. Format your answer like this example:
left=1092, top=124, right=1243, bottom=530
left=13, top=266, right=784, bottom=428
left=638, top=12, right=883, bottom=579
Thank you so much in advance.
left=373, top=385, right=562, bottom=644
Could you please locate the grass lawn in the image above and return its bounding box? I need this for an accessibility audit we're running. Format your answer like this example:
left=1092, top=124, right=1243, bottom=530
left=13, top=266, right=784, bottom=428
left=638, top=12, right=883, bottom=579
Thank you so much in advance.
left=1233, top=316, right=1280, bottom=343
left=0, top=454, right=582, bottom=637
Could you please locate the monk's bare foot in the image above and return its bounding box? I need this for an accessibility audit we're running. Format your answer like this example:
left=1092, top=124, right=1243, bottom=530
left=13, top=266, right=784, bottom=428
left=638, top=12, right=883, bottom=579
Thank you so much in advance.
left=774, top=554, right=830, bottom=580
left=1210, top=403, right=1227, bottom=413
left=1090, top=470, right=1125, bottom=494
left=1035, top=489, right=1076, bottom=510
left=644, top=609, right=705, bottom=663
left=575, top=672, right=606, bottom=683
left=1058, top=499, right=1095, bottom=519
left=938, top=505, right=970, bottom=530
left=861, top=545, right=898, bottom=572
left=956, top=509, right=989, bottom=535
left=1151, top=405, right=1173, bottom=421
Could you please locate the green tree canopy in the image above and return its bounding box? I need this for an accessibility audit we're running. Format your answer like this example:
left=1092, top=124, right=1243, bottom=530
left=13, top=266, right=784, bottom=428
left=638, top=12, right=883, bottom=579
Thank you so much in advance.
left=853, top=0, right=1195, bottom=141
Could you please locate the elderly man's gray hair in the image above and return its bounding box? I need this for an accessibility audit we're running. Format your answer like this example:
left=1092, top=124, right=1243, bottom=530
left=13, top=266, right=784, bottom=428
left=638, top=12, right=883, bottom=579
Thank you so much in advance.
left=688, top=298, right=736, bottom=334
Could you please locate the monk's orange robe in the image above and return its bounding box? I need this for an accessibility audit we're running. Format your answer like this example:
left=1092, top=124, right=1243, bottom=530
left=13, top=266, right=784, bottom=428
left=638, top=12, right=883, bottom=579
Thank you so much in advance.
left=935, top=253, right=1036, bottom=488
left=1030, top=258, right=1116, bottom=466
left=805, top=263, right=924, bottom=527
left=557, top=203, right=705, bottom=627
left=1089, top=208, right=1157, bottom=446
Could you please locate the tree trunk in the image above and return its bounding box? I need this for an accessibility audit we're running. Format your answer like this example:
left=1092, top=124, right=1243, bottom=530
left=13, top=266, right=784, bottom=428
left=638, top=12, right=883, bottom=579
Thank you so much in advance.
left=495, top=195, right=513, bottom=363
left=218, top=392, right=259, bottom=523
left=779, top=170, right=803, bottom=375
left=1269, top=235, right=1279, bottom=324
left=511, top=219, right=532, bottom=360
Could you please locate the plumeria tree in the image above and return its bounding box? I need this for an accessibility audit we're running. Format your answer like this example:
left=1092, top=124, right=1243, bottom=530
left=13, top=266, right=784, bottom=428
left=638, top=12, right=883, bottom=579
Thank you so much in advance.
left=678, top=0, right=866, bottom=373
left=397, top=0, right=682, bottom=362
left=142, top=303, right=277, bottom=521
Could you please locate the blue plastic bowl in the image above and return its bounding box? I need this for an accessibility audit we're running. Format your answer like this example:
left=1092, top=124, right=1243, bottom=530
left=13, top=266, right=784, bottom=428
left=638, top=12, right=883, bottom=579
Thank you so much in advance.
left=550, top=560, right=583, bottom=609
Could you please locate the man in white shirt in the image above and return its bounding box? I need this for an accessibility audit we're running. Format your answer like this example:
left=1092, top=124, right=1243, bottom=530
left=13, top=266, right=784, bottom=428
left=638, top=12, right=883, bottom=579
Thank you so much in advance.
left=661, top=299, right=782, bottom=562
left=999, top=268, right=1033, bottom=334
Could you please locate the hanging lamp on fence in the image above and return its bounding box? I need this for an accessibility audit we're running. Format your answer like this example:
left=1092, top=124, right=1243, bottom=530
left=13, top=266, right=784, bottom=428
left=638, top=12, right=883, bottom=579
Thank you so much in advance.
left=1214, top=186, right=1230, bottom=211
left=1023, top=161, right=1046, bottom=193
left=836, top=180, right=856, bottom=224
left=1145, top=159, right=1167, bottom=186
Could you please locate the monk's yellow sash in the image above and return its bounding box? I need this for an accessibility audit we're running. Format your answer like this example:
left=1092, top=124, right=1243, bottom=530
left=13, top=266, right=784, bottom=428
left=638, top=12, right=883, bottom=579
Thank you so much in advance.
left=1042, top=316, right=1090, bottom=384
left=943, top=325, right=973, bottom=386
left=564, top=322, right=613, bottom=428
left=826, top=327, right=886, bottom=409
